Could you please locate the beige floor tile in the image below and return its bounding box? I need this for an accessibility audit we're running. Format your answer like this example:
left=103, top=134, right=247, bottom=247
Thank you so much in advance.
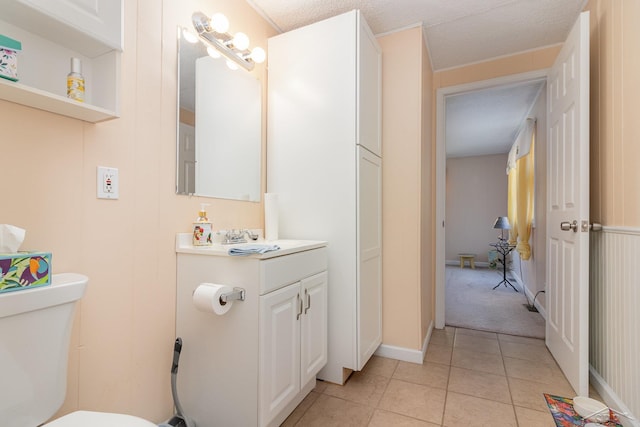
left=323, top=371, right=390, bottom=407
left=499, top=340, right=556, bottom=364
left=378, top=379, right=446, bottom=425
left=294, top=394, right=374, bottom=427
left=280, top=391, right=321, bottom=427
left=508, top=377, right=576, bottom=412
left=447, top=366, right=511, bottom=404
left=451, top=347, right=506, bottom=376
left=392, top=361, right=450, bottom=389
left=514, top=406, right=557, bottom=427
left=425, top=343, right=453, bottom=365
left=314, top=379, right=328, bottom=393
left=361, top=355, right=398, bottom=378
left=443, top=391, right=517, bottom=426
left=455, top=328, right=498, bottom=340
left=430, top=330, right=455, bottom=347
left=498, top=333, right=546, bottom=346
left=454, top=333, right=501, bottom=355
left=503, top=356, right=567, bottom=386
left=444, top=326, right=456, bottom=334
left=368, top=409, right=439, bottom=427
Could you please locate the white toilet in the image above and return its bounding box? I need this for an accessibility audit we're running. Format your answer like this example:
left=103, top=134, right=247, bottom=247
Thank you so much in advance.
left=0, top=273, right=157, bottom=427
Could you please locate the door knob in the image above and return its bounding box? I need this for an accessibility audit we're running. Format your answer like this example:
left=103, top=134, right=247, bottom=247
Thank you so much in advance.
left=560, top=220, right=578, bottom=232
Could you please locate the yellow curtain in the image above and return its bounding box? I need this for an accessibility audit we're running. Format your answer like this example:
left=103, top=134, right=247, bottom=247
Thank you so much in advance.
left=506, top=143, right=518, bottom=245
left=515, top=130, right=535, bottom=260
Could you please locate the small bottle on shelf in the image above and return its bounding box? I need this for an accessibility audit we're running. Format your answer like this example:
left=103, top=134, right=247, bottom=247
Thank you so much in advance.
left=67, top=57, right=85, bottom=102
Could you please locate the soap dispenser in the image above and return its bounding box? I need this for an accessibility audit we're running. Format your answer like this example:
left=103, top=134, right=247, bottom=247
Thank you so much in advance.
left=192, top=204, right=213, bottom=246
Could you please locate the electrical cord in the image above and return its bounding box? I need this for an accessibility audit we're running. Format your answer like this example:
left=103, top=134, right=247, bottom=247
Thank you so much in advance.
left=517, top=253, right=545, bottom=311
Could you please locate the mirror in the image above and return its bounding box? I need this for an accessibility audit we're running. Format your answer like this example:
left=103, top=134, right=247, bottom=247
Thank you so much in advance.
left=177, top=31, right=261, bottom=201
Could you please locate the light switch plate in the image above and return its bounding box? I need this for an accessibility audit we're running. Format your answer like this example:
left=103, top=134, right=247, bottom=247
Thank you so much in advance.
left=97, top=166, right=119, bottom=199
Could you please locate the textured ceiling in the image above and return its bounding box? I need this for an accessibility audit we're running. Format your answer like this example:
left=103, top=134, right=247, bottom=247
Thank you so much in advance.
left=445, top=81, right=545, bottom=158
left=246, top=0, right=587, bottom=70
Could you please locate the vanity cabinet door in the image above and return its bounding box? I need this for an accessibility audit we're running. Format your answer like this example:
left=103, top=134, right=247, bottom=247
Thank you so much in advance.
left=300, top=272, right=328, bottom=386
left=259, top=283, right=301, bottom=426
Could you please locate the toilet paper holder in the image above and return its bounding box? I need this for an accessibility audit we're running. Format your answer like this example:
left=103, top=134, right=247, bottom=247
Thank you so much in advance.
left=219, top=287, right=246, bottom=305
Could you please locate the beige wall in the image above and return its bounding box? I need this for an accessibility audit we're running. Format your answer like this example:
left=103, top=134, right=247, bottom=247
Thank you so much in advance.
left=586, top=0, right=640, bottom=227
left=445, top=154, right=508, bottom=263
left=0, top=0, right=275, bottom=422
left=585, top=0, right=640, bottom=417
left=379, top=26, right=432, bottom=351
left=433, top=45, right=561, bottom=90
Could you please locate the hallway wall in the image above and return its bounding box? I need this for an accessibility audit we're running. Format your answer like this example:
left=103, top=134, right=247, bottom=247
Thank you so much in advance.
left=445, top=154, right=508, bottom=264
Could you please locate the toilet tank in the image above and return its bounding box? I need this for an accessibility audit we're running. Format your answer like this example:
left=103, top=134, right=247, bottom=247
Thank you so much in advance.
left=0, top=273, right=88, bottom=427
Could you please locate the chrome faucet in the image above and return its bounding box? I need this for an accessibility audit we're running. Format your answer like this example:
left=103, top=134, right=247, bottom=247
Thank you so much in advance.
left=222, top=229, right=259, bottom=244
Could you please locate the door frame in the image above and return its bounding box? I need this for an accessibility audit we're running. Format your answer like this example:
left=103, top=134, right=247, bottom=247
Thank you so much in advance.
left=434, top=69, right=549, bottom=329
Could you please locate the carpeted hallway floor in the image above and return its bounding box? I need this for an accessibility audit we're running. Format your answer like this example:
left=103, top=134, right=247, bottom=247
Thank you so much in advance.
left=445, top=266, right=545, bottom=338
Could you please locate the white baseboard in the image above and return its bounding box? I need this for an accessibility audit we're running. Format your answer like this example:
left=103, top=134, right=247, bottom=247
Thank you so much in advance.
left=445, top=260, right=491, bottom=268
left=589, top=366, right=639, bottom=427
left=510, top=268, right=547, bottom=320
left=375, top=321, right=433, bottom=365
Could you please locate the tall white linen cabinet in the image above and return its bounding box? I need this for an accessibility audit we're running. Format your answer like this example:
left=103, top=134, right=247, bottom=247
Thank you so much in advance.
left=267, top=10, right=382, bottom=384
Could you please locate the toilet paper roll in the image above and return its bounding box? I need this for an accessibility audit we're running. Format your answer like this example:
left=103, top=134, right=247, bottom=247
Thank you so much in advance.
left=193, top=283, right=234, bottom=315
left=264, top=193, right=279, bottom=241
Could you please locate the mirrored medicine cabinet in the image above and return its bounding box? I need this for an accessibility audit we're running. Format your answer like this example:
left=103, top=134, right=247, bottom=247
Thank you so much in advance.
left=176, top=30, right=261, bottom=202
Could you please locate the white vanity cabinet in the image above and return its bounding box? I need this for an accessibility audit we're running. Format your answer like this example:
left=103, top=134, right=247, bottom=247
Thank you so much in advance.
left=0, top=0, right=122, bottom=121
left=176, top=236, right=327, bottom=427
left=267, top=9, right=382, bottom=384
left=259, top=271, right=327, bottom=426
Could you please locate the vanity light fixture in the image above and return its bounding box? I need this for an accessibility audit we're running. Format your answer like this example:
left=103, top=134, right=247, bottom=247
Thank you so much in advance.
left=191, top=11, right=266, bottom=71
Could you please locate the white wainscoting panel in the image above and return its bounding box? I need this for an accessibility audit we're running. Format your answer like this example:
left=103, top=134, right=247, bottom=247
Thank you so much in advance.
left=590, top=227, right=640, bottom=422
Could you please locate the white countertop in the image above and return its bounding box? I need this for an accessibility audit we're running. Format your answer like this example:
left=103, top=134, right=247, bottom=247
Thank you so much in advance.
left=175, top=233, right=327, bottom=259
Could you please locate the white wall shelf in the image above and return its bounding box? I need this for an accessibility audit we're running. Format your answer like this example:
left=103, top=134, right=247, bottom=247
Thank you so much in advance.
left=0, top=0, right=122, bottom=123
left=0, top=78, right=117, bottom=122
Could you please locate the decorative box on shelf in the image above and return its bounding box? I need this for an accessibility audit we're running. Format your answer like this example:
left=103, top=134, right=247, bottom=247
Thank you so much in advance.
left=0, top=34, right=21, bottom=82
left=0, top=251, right=51, bottom=293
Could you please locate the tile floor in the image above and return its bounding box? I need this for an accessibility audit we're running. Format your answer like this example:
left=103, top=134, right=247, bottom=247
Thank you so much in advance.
left=282, top=327, right=601, bottom=426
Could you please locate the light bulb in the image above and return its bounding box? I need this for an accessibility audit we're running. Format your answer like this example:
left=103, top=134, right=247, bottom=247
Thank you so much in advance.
left=232, top=32, right=250, bottom=50
left=210, top=13, right=229, bottom=33
left=226, top=60, right=239, bottom=71
left=182, top=29, right=198, bottom=44
left=250, top=47, right=266, bottom=64
left=206, top=46, right=221, bottom=58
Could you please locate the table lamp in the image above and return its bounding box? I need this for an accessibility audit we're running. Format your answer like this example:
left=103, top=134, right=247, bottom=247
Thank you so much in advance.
left=493, top=216, right=510, bottom=241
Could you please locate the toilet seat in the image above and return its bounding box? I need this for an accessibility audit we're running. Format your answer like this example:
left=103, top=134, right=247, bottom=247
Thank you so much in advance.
left=44, top=410, right=157, bottom=427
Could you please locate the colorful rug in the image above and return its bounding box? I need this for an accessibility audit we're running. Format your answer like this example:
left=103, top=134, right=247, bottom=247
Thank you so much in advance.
left=544, top=394, right=622, bottom=427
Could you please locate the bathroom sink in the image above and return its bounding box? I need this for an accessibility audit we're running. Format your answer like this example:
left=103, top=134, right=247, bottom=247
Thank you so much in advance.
left=175, top=234, right=326, bottom=258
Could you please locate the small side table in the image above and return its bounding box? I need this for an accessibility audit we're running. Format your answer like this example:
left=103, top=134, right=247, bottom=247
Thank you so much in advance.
left=459, top=254, right=476, bottom=269
left=489, top=241, right=517, bottom=291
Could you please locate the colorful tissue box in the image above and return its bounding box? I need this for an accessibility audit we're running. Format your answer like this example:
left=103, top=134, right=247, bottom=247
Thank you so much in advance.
left=0, top=252, right=51, bottom=293
left=0, top=34, right=22, bottom=82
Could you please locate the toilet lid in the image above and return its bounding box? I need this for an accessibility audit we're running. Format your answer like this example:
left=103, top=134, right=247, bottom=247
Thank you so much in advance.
left=44, top=410, right=157, bottom=427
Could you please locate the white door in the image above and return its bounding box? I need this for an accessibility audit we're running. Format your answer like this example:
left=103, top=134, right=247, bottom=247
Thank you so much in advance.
left=259, top=283, right=301, bottom=426
left=546, top=11, right=590, bottom=396
left=300, top=272, right=328, bottom=386
left=356, top=146, right=382, bottom=369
